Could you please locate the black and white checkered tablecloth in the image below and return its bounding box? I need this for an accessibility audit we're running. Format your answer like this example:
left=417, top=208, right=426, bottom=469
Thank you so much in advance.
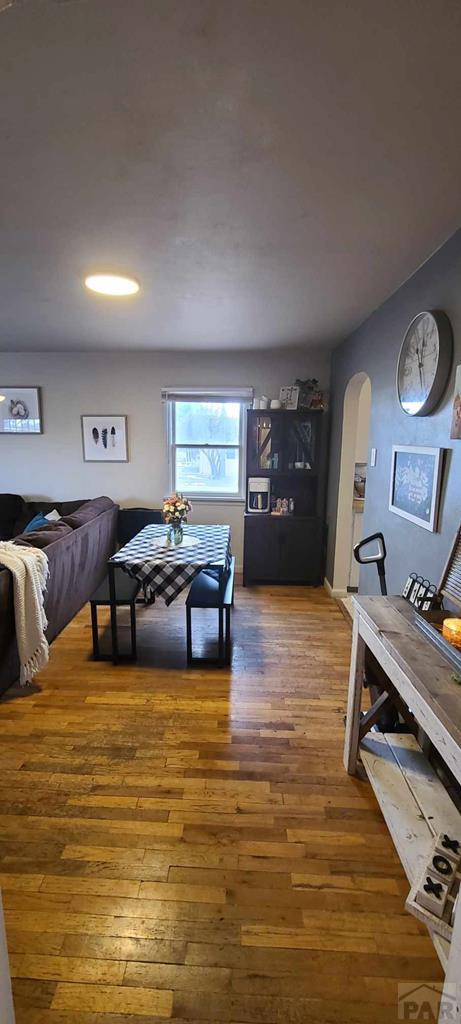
left=110, top=523, right=231, bottom=605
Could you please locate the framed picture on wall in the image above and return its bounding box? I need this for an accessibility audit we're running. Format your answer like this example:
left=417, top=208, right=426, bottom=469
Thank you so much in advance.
left=389, top=445, right=444, bottom=532
left=81, top=415, right=128, bottom=462
left=450, top=364, right=461, bottom=439
left=0, top=386, right=42, bottom=433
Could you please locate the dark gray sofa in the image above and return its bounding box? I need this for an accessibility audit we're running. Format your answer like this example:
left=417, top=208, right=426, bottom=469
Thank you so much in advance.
left=0, top=494, right=118, bottom=695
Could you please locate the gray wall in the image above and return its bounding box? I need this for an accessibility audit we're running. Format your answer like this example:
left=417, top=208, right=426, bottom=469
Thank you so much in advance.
left=0, top=346, right=329, bottom=569
left=326, top=229, right=461, bottom=595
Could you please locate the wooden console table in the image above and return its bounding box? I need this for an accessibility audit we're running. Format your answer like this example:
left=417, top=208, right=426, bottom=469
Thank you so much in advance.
left=344, top=596, right=461, bottom=1023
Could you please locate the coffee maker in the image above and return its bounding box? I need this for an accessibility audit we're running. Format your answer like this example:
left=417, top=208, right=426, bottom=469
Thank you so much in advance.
left=247, top=477, right=270, bottom=513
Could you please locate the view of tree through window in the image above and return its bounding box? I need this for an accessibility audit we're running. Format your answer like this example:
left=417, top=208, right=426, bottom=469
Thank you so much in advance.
left=173, top=401, right=242, bottom=495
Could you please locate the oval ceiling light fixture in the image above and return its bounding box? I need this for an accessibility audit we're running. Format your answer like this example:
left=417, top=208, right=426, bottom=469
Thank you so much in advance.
left=84, top=273, right=140, bottom=297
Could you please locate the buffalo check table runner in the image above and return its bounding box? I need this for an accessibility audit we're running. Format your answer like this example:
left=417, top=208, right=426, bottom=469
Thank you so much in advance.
left=110, top=523, right=231, bottom=605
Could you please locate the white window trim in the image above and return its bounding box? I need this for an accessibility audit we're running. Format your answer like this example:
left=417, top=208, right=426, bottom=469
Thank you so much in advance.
left=163, top=388, right=253, bottom=503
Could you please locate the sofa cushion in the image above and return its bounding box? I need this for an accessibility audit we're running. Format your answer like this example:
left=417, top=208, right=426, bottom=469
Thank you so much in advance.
left=62, top=496, right=114, bottom=529
left=0, top=494, right=25, bottom=541
left=14, top=521, right=74, bottom=549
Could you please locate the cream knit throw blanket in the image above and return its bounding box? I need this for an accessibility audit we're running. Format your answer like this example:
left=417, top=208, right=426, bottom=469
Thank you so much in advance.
left=0, top=542, right=49, bottom=684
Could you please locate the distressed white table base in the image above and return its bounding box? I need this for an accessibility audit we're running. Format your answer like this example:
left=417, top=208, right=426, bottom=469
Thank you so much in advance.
left=344, top=597, right=461, bottom=1024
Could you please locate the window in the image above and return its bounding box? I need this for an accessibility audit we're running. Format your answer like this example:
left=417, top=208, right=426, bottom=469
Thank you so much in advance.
left=164, top=388, right=253, bottom=499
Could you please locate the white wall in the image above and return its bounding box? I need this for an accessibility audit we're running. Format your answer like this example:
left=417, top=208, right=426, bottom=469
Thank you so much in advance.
left=331, top=371, right=371, bottom=594
left=354, top=377, right=371, bottom=464
left=348, top=377, right=371, bottom=588
left=0, top=348, right=329, bottom=567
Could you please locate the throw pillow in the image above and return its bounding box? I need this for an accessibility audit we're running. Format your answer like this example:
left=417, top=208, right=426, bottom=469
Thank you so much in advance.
left=24, top=512, right=49, bottom=533
left=45, top=509, right=61, bottom=522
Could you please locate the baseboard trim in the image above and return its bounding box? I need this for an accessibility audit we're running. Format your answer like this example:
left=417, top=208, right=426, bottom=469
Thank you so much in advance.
left=323, top=577, right=348, bottom=599
left=323, top=577, right=333, bottom=597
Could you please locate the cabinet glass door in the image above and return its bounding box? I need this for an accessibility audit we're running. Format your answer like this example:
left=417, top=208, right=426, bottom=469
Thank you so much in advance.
left=284, top=415, right=316, bottom=471
left=248, top=414, right=283, bottom=473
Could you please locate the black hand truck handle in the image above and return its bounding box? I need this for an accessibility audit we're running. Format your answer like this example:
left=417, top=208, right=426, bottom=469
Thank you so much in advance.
left=353, top=532, right=387, bottom=596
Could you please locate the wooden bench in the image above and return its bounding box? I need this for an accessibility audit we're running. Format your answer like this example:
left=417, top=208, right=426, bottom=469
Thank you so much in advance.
left=186, top=557, right=235, bottom=666
left=90, top=571, right=140, bottom=661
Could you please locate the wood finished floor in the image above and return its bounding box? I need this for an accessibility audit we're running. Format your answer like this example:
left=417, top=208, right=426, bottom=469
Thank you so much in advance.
left=0, top=586, right=443, bottom=1024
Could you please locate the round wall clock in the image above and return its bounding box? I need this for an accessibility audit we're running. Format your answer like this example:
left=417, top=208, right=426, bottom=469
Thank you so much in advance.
left=396, top=310, right=453, bottom=416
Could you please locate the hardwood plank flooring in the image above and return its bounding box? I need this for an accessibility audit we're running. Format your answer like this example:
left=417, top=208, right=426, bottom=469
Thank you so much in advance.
left=0, top=586, right=443, bottom=1023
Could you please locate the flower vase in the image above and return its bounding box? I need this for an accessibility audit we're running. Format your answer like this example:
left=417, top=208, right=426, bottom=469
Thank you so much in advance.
left=170, top=524, right=183, bottom=546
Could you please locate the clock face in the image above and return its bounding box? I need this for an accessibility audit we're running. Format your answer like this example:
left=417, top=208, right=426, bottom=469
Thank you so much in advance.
left=397, top=311, right=452, bottom=416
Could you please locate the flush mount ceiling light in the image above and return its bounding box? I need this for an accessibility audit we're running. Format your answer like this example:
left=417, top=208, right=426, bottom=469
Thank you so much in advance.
left=84, top=273, right=140, bottom=297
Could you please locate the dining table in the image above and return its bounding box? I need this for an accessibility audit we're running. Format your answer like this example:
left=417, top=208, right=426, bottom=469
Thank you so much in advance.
left=108, top=522, right=231, bottom=663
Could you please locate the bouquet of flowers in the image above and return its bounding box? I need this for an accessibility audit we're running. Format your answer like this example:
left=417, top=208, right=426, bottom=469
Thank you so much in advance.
left=162, top=493, right=192, bottom=526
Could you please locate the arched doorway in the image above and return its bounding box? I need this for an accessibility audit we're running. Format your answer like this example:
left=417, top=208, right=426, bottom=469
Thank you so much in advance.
left=332, top=372, right=371, bottom=594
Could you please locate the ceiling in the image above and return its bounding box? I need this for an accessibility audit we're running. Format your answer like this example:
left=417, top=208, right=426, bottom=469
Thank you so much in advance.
left=1, top=0, right=461, bottom=352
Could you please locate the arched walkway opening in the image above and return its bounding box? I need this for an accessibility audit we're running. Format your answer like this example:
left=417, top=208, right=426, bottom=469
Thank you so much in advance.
left=332, top=372, right=371, bottom=594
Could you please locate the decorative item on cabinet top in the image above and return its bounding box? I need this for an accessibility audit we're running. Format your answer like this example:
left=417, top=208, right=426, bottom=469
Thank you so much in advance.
left=279, top=380, right=326, bottom=411
left=279, top=385, right=299, bottom=410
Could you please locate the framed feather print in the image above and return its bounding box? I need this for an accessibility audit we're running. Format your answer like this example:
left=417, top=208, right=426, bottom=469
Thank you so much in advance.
left=81, top=415, right=128, bottom=462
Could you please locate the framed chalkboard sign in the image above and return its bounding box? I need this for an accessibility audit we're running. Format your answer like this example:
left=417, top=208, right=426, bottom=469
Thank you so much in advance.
left=389, top=445, right=444, bottom=532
